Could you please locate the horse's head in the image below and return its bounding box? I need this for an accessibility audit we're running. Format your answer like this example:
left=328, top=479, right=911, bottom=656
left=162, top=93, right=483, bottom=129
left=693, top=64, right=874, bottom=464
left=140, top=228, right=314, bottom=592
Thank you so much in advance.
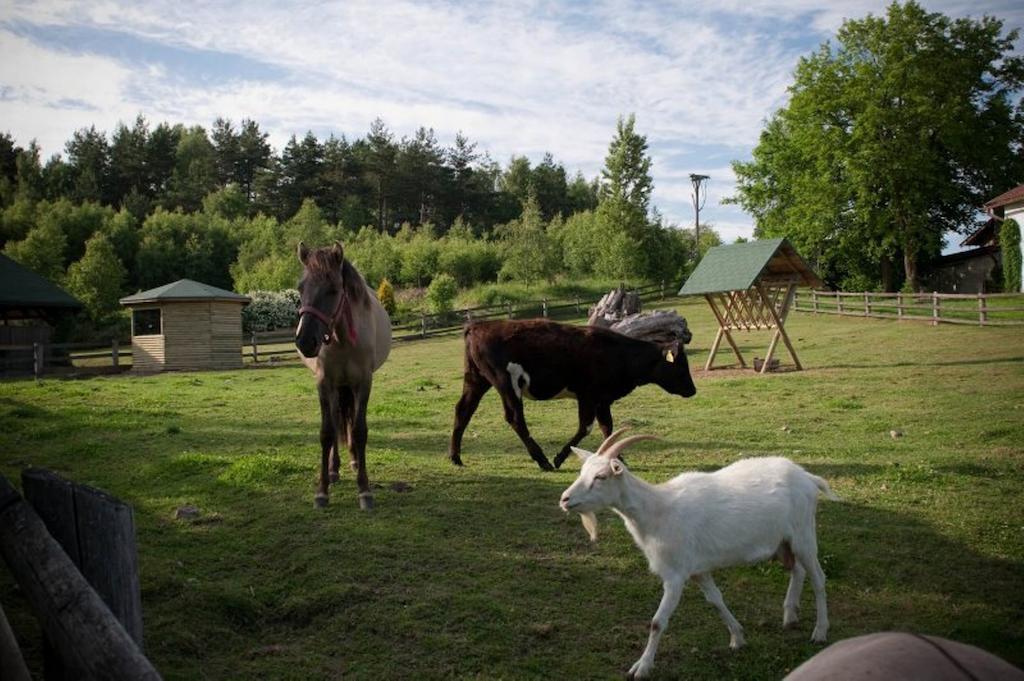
left=295, top=241, right=347, bottom=358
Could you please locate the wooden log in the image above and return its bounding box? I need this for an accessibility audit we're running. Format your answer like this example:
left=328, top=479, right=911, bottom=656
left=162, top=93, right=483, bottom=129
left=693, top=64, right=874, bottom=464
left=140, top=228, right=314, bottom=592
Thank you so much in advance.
left=0, top=601, right=31, bottom=681
left=608, top=310, right=692, bottom=345
left=0, top=474, right=161, bottom=680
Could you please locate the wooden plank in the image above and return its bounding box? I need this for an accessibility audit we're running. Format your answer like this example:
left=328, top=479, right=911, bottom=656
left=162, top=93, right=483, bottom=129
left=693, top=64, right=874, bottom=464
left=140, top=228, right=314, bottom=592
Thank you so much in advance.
left=0, top=601, right=32, bottom=681
left=704, top=295, right=747, bottom=368
left=757, top=282, right=802, bottom=371
left=0, top=475, right=160, bottom=681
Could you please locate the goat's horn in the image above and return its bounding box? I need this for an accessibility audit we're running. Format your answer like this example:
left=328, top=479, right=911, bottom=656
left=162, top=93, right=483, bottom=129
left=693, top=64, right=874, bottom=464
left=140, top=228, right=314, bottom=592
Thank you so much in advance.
left=595, top=427, right=631, bottom=456
left=604, top=434, right=658, bottom=460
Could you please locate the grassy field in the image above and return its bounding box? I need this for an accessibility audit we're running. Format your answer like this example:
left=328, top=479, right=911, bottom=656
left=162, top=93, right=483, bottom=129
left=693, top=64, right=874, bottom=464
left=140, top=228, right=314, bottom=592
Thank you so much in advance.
left=1, top=299, right=1023, bottom=680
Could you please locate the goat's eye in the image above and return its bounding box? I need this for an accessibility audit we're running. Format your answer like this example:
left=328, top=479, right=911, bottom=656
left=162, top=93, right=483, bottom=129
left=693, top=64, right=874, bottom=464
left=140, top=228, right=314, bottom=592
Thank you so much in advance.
left=594, top=474, right=607, bottom=481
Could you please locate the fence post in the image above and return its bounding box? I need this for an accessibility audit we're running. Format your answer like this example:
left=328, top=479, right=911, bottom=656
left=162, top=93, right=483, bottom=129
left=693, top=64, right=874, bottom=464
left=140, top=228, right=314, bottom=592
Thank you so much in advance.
left=932, top=292, right=939, bottom=326
left=978, top=293, right=986, bottom=326
left=575, top=297, right=581, bottom=314
left=111, top=339, right=119, bottom=369
left=836, top=292, right=843, bottom=316
left=542, top=299, right=548, bottom=318
left=33, top=342, right=43, bottom=379
left=897, top=292, right=903, bottom=319
left=661, top=280, right=666, bottom=300
left=420, top=314, right=427, bottom=338
left=812, top=290, right=818, bottom=314
left=250, top=332, right=259, bottom=363
left=507, top=302, right=514, bottom=319
left=864, top=292, right=870, bottom=316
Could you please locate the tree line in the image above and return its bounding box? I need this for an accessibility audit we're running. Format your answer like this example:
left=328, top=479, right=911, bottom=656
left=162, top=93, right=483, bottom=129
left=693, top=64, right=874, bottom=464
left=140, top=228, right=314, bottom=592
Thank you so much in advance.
left=1, top=114, right=715, bottom=337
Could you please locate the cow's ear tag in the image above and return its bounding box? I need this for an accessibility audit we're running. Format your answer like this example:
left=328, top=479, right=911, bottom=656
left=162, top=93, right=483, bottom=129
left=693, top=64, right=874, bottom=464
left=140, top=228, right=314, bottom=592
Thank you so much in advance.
left=666, top=350, right=675, bottom=363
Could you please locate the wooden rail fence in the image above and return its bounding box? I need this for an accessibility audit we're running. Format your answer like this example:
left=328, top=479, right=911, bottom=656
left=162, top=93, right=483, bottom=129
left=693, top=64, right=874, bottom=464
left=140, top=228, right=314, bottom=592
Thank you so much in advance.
left=793, top=290, right=1024, bottom=326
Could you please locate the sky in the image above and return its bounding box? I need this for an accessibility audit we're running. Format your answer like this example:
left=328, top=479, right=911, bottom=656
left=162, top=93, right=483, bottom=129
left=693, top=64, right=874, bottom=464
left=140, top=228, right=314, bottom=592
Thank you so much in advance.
left=1, top=0, right=1022, bottom=244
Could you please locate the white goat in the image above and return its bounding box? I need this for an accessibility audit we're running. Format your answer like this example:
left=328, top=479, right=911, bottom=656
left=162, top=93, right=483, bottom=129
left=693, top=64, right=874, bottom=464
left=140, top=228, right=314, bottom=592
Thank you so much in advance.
left=559, top=429, right=839, bottom=680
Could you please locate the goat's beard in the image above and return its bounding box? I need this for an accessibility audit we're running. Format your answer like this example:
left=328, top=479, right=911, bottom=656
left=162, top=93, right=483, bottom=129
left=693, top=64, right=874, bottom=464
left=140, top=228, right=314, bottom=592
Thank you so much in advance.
left=580, top=512, right=599, bottom=542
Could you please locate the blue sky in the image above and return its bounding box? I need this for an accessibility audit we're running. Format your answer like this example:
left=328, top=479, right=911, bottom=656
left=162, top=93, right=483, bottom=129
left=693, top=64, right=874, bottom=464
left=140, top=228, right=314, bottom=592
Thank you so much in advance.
left=1, top=0, right=1021, bottom=243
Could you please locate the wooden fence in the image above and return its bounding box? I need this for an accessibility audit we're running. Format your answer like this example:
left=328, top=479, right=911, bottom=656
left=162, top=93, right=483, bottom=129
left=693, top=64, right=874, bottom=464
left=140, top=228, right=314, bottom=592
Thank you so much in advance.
left=245, top=281, right=667, bottom=364
left=793, top=290, right=1024, bottom=326
left=0, top=339, right=130, bottom=378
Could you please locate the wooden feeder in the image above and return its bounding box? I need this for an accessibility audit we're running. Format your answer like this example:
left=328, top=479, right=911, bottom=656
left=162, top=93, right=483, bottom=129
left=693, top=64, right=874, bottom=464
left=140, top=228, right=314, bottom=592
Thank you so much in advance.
left=120, top=280, right=250, bottom=373
left=678, top=238, right=823, bottom=373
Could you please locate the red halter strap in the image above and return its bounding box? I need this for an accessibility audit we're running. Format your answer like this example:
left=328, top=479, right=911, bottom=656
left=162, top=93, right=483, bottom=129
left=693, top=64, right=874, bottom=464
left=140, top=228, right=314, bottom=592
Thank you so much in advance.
left=298, top=290, right=357, bottom=346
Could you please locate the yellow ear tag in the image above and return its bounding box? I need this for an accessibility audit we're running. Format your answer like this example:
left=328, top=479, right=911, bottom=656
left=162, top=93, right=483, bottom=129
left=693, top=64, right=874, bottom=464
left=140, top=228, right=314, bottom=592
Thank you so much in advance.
left=666, top=350, right=675, bottom=363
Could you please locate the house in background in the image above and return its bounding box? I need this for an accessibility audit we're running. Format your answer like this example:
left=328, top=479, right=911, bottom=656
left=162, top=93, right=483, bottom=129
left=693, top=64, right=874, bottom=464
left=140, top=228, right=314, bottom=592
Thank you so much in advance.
left=983, top=183, right=1024, bottom=292
left=923, top=218, right=1002, bottom=294
left=0, top=253, right=83, bottom=375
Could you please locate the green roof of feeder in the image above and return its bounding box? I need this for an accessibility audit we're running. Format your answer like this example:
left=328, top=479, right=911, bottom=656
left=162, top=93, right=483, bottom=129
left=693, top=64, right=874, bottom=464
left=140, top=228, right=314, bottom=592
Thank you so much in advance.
left=678, top=238, right=823, bottom=296
left=120, top=279, right=250, bottom=306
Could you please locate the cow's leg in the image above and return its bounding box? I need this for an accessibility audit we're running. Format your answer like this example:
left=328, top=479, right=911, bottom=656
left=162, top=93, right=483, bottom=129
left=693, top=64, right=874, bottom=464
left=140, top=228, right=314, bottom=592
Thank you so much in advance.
left=497, top=385, right=553, bottom=471
left=350, top=380, right=374, bottom=510
left=330, top=386, right=353, bottom=483
left=315, top=382, right=339, bottom=508
left=553, top=399, right=596, bottom=469
left=595, top=402, right=614, bottom=438
left=448, top=367, right=491, bottom=466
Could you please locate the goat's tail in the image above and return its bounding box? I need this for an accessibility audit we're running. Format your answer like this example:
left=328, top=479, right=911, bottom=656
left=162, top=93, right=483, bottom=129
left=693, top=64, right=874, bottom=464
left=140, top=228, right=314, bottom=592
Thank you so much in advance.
left=811, top=474, right=841, bottom=501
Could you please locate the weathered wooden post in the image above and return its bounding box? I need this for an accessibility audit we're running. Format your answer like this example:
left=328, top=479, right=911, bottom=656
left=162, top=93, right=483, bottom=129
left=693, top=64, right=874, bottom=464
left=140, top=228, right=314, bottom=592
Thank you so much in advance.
left=978, top=293, right=986, bottom=326
left=420, top=314, right=426, bottom=338
left=542, top=299, right=548, bottom=318
left=111, top=340, right=119, bottom=369
left=250, top=332, right=259, bottom=363
left=897, top=292, right=903, bottom=319
left=33, top=342, right=43, bottom=379
left=0, top=602, right=31, bottom=681
left=0, top=474, right=159, bottom=680
left=507, top=302, right=514, bottom=319
left=864, top=292, right=870, bottom=316
left=836, top=292, right=843, bottom=316
left=575, top=297, right=581, bottom=314
left=812, top=290, right=818, bottom=314
left=932, top=292, right=939, bottom=326
left=660, top=280, right=666, bottom=300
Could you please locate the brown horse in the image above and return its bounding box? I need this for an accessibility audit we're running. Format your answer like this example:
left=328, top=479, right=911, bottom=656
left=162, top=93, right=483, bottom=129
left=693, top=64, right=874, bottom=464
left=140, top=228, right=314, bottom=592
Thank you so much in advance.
left=295, top=242, right=391, bottom=509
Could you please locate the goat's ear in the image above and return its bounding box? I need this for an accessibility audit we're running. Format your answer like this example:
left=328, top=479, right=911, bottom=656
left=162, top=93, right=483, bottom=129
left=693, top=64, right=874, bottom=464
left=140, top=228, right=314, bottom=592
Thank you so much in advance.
left=297, top=241, right=310, bottom=264
left=580, top=512, right=598, bottom=542
left=609, top=459, right=625, bottom=476
left=571, top=446, right=592, bottom=462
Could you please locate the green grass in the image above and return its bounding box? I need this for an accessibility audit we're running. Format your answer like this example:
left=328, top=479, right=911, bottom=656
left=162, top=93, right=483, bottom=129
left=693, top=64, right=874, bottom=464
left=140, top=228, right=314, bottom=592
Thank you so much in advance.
left=1, top=300, right=1023, bottom=680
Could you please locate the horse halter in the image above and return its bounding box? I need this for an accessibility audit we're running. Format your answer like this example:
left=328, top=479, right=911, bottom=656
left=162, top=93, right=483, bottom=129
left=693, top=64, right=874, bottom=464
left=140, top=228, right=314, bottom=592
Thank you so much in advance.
left=298, top=288, right=358, bottom=346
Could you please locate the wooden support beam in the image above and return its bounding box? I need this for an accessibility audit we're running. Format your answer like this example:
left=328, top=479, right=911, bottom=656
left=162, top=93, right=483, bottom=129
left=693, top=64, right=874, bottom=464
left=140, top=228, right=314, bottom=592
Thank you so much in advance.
left=704, top=295, right=746, bottom=368
left=0, top=474, right=160, bottom=680
left=756, top=282, right=802, bottom=371
left=0, top=601, right=31, bottom=681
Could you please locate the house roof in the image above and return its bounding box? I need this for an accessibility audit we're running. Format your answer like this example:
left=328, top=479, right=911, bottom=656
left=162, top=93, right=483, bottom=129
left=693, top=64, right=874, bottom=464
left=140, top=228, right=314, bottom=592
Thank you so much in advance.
left=0, top=253, right=83, bottom=319
left=678, top=238, right=824, bottom=296
left=120, top=279, right=250, bottom=306
left=983, top=183, right=1024, bottom=210
left=960, top=218, right=999, bottom=248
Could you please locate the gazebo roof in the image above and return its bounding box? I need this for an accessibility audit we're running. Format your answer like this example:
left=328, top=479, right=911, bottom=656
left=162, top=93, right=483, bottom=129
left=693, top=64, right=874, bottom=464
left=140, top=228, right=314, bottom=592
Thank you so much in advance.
left=678, top=238, right=823, bottom=296
left=120, top=279, right=250, bottom=306
left=0, top=253, right=83, bottom=319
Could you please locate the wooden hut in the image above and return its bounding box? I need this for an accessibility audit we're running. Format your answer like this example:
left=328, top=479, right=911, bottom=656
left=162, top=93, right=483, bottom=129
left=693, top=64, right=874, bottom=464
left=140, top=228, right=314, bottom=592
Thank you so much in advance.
left=120, top=280, right=250, bottom=373
left=1, top=254, right=83, bottom=375
left=678, top=238, right=823, bottom=373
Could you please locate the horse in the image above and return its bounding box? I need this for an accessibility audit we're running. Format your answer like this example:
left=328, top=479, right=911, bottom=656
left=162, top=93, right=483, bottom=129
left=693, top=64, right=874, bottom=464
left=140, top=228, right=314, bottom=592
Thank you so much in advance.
left=294, top=241, right=391, bottom=510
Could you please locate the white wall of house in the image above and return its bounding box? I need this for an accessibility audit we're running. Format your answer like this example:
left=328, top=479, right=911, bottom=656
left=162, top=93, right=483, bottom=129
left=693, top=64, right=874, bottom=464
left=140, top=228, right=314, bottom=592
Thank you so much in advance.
left=1007, top=203, right=1024, bottom=291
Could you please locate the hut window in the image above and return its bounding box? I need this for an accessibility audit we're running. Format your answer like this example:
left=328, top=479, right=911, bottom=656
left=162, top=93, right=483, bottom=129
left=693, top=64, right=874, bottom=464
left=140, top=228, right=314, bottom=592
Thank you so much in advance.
left=133, top=309, right=161, bottom=336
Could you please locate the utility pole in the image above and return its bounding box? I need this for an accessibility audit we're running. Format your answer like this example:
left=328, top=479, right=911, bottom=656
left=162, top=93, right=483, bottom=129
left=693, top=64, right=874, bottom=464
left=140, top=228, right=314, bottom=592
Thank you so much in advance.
left=690, top=173, right=710, bottom=263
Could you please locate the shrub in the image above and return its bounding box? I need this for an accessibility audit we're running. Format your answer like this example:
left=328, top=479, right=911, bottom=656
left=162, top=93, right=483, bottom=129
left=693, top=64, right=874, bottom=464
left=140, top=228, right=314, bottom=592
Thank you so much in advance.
left=377, top=278, right=396, bottom=315
left=426, top=273, right=458, bottom=314
left=242, top=289, right=300, bottom=333
left=1000, top=218, right=1021, bottom=293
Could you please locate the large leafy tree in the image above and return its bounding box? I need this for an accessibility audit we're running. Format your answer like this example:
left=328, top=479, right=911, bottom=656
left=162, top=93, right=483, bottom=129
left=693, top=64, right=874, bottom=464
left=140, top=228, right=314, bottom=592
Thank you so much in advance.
left=65, top=232, right=127, bottom=323
left=730, top=1, right=1024, bottom=290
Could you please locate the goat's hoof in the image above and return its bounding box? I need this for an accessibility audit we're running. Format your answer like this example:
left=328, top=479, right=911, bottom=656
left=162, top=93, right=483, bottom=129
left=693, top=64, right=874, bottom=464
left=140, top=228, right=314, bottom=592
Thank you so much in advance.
left=730, top=634, right=746, bottom=650
left=811, top=626, right=828, bottom=643
left=314, top=493, right=329, bottom=508
left=358, top=492, right=375, bottom=511
left=627, top=659, right=651, bottom=679
left=783, top=612, right=799, bottom=628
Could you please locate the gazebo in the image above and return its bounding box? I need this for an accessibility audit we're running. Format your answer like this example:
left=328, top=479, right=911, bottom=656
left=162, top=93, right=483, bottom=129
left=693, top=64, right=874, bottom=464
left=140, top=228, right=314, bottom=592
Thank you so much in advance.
left=679, top=238, right=823, bottom=373
left=120, top=279, right=250, bottom=373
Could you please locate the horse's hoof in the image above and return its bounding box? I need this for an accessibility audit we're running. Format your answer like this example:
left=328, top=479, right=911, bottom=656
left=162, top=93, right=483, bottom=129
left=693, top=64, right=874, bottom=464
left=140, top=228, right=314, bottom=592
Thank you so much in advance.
left=329, top=472, right=340, bottom=484
left=314, top=494, right=329, bottom=508
left=449, top=455, right=464, bottom=467
left=358, top=493, right=375, bottom=511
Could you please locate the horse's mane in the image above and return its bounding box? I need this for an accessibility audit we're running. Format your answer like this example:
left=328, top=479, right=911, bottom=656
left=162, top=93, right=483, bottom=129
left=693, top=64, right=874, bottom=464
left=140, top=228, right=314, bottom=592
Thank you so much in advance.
left=305, top=247, right=369, bottom=306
